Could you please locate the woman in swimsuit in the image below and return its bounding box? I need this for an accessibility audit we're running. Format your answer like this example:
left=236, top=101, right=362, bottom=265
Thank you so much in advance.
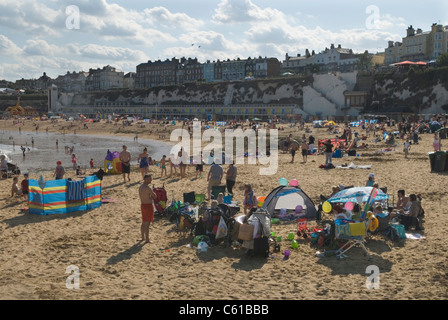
left=138, top=148, right=150, bottom=179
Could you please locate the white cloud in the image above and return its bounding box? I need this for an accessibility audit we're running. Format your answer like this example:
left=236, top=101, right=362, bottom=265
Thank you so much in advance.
left=213, top=0, right=283, bottom=24
left=0, top=0, right=62, bottom=36
left=143, top=7, right=204, bottom=30
left=0, top=35, right=22, bottom=56
left=67, top=44, right=149, bottom=62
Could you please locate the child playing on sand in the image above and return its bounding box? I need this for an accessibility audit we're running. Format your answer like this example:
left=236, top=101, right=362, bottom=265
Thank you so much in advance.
left=160, top=155, right=167, bottom=177
left=54, top=161, right=65, bottom=180
left=11, top=177, right=22, bottom=197
left=217, top=193, right=224, bottom=205
left=21, top=173, right=29, bottom=200
left=243, top=184, right=257, bottom=217
left=90, top=158, right=94, bottom=169
left=71, top=153, right=77, bottom=171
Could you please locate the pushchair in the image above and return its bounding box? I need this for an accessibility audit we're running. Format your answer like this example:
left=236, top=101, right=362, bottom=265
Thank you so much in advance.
left=201, top=204, right=235, bottom=246
left=175, top=206, right=198, bottom=236
left=153, top=184, right=168, bottom=214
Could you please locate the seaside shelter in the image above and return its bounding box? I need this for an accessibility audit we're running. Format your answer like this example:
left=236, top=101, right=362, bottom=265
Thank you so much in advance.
left=28, top=175, right=102, bottom=215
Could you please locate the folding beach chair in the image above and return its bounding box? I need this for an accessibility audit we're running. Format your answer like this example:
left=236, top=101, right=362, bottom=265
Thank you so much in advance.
left=334, top=220, right=370, bottom=259
left=183, top=191, right=196, bottom=205
left=194, top=193, right=206, bottom=205
left=211, top=185, right=226, bottom=200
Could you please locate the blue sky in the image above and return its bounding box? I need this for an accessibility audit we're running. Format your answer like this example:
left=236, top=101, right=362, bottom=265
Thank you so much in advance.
left=0, top=0, right=447, bottom=82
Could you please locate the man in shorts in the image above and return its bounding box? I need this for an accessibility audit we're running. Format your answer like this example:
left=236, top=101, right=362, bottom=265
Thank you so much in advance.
left=207, top=162, right=223, bottom=200
left=139, top=174, right=157, bottom=243
left=119, top=145, right=131, bottom=183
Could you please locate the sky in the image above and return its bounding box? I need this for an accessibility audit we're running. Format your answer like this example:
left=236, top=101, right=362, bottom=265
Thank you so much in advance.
left=0, top=0, right=447, bottom=82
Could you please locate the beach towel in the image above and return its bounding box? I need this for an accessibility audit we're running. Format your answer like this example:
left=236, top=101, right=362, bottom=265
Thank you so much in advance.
left=67, top=180, right=86, bottom=201
left=336, top=162, right=372, bottom=170
left=405, top=233, right=426, bottom=240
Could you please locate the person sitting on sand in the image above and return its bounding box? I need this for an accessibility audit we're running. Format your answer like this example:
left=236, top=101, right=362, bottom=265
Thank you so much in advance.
left=217, top=193, right=224, bottom=205
left=11, top=177, right=22, bottom=197
left=394, top=189, right=410, bottom=211
left=76, top=165, right=85, bottom=176
left=329, top=186, right=340, bottom=198
left=397, top=194, right=424, bottom=231
left=366, top=173, right=375, bottom=187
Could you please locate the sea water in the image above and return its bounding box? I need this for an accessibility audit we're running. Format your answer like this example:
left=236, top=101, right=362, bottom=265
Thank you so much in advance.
left=0, top=130, right=173, bottom=174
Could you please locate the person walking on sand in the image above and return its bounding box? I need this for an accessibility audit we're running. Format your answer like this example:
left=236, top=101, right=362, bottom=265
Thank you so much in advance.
left=290, top=142, right=298, bottom=163
left=301, top=139, right=309, bottom=163
left=71, top=153, right=77, bottom=171
left=139, top=174, right=157, bottom=243
left=160, top=155, right=168, bottom=177
left=323, top=139, right=334, bottom=165
left=403, top=139, right=411, bottom=159
left=226, top=162, right=237, bottom=195
left=138, top=147, right=150, bottom=179
left=119, top=145, right=131, bottom=183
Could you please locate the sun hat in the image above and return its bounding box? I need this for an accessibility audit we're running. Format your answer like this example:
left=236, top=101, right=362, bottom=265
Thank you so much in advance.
left=57, top=161, right=62, bottom=164
left=369, top=173, right=374, bottom=179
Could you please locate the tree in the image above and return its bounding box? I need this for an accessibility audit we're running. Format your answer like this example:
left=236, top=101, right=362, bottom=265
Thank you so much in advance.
left=436, top=53, right=448, bottom=67
left=357, top=50, right=373, bottom=71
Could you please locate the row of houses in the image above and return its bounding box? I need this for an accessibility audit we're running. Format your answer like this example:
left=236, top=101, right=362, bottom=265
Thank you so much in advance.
left=385, top=23, right=448, bottom=65
left=3, top=44, right=376, bottom=94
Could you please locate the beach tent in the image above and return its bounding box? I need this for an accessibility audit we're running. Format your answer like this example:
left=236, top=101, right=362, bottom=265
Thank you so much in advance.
left=28, top=175, right=102, bottom=215
left=262, top=185, right=318, bottom=219
left=104, top=151, right=122, bottom=174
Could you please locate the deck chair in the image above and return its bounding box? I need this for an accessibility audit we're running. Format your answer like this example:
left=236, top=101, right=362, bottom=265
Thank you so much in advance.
left=211, top=185, right=226, bottom=200
left=183, top=191, right=196, bottom=205
left=194, top=193, right=206, bottom=205
left=334, top=220, right=370, bottom=259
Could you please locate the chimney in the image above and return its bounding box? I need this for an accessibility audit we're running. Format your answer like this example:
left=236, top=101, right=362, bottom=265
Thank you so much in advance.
left=388, top=41, right=394, bottom=48
left=407, top=25, right=415, bottom=37
left=338, top=44, right=342, bottom=49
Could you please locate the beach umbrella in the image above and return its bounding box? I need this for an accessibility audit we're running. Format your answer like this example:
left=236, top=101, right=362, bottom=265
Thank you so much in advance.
left=327, top=187, right=388, bottom=204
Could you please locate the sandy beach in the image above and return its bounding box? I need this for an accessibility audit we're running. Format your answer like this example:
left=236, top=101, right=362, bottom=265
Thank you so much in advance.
left=0, top=119, right=447, bottom=300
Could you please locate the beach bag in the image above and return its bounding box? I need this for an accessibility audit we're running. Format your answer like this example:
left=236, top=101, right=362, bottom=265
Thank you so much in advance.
left=215, top=216, right=228, bottom=240
left=391, top=223, right=406, bottom=239
left=231, top=222, right=241, bottom=241
left=238, top=223, right=254, bottom=241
